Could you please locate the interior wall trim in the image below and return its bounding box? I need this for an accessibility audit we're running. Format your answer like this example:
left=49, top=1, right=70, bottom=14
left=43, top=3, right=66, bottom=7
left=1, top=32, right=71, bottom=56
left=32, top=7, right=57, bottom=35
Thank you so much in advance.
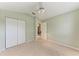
left=0, top=49, right=5, bottom=53
left=47, top=37, right=79, bottom=52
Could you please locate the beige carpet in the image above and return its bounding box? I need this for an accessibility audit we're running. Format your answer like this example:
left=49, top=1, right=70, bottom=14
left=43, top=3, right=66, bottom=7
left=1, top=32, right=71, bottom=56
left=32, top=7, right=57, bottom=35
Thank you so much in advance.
left=0, top=39, right=79, bottom=56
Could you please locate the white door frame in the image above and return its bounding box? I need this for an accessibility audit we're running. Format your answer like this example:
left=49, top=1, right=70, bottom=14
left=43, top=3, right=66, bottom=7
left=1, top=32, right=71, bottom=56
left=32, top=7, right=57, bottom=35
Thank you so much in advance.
left=41, top=22, right=47, bottom=40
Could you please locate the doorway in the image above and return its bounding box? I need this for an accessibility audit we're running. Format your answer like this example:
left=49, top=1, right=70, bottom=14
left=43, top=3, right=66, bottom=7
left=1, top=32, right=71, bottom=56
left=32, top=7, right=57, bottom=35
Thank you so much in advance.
left=36, top=22, right=47, bottom=40
left=41, top=22, right=47, bottom=40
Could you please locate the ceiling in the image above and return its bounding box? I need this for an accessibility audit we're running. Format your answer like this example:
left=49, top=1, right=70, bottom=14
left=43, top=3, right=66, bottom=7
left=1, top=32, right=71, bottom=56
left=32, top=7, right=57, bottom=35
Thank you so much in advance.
left=0, top=2, right=79, bottom=20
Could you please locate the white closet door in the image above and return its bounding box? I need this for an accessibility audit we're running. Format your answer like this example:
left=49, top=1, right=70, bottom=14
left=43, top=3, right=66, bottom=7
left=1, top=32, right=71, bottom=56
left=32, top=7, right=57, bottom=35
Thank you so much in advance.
left=6, top=18, right=18, bottom=48
left=18, top=20, right=25, bottom=44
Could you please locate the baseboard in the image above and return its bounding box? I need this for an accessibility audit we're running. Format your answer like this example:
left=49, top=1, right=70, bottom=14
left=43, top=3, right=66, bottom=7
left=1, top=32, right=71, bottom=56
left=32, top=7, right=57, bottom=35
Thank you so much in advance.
left=26, top=39, right=35, bottom=43
left=0, top=48, right=5, bottom=53
left=47, top=38, right=79, bottom=52
left=0, top=39, right=35, bottom=53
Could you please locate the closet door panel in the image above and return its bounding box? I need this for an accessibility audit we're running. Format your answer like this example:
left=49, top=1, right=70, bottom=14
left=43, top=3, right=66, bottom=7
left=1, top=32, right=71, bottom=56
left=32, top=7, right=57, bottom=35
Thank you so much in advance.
left=6, top=18, right=18, bottom=48
left=18, top=20, right=25, bottom=44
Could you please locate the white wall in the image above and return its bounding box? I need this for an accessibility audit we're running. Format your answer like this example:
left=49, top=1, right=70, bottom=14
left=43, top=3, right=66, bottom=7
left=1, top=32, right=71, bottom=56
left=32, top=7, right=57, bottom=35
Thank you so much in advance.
left=0, top=9, right=36, bottom=51
left=41, top=22, right=47, bottom=40
left=45, top=9, right=79, bottom=48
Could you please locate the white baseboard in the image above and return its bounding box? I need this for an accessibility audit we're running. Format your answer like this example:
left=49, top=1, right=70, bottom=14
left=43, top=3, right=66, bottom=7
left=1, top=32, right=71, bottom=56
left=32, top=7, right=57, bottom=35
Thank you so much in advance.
left=0, top=48, right=5, bottom=53
left=0, top=39, right=35, bottom=53
left=47, top=37, right=79, bottom=51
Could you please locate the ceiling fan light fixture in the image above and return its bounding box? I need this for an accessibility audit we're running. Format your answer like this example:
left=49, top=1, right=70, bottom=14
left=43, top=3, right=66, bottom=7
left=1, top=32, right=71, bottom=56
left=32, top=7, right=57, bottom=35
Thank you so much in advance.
left=38, top=7, right=45, bottom=14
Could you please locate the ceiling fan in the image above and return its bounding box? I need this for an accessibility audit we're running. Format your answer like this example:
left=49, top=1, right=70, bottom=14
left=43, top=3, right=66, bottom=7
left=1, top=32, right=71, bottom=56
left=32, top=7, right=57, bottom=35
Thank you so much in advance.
left=32, top=2, right=45, bottom=16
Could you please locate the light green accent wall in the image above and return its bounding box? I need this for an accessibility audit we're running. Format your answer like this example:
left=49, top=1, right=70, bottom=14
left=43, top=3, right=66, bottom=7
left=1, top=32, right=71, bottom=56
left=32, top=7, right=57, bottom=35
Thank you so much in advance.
left=0, top=9, right=35, bottom=51
left=45, top=9, right=79, bottom=48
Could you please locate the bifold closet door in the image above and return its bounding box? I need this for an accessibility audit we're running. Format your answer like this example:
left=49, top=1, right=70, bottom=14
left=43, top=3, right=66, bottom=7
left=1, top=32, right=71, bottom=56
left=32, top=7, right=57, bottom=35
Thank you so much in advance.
left=18, top=20, right=25, bottom=44
left=6, top=18, right=18, bottom=48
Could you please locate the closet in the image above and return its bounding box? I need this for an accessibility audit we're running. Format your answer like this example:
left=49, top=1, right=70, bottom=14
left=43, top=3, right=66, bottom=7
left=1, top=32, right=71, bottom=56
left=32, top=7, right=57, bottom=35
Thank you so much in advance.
left=6, top=17, right=25, bottom=48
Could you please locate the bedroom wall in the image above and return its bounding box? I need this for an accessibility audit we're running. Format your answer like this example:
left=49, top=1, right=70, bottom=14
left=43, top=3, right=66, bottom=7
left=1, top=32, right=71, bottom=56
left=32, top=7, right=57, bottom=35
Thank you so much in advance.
left=0, top=9, right=36, bottom=51
left=45, top=9, right=79, bottom=48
